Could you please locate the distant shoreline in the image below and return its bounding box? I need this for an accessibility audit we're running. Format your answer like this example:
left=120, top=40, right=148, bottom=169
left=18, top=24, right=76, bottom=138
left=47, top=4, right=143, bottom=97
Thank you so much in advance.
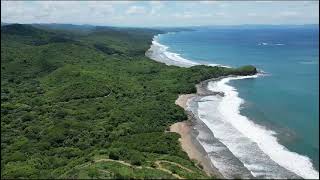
left=146, top=34, right=238, bottom=178
left=145, top=33, right=247, bottom=178
left=145, top=33, right=227, bottom=178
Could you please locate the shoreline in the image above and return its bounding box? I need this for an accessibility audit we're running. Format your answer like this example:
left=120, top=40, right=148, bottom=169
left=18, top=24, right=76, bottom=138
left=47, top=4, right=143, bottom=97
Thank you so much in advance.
left=172, top=94, right=224, bottom=178
left=173, top=75, right=310, bottom=179
left=146, top=33, right=256, bottom=178
left=171, top=79, right=255, bottom=179
left=145, top=34, right=236, bottom=178
left=145, top=32, right=231, bottom=68
left=146, top=33, right=318, bottom=179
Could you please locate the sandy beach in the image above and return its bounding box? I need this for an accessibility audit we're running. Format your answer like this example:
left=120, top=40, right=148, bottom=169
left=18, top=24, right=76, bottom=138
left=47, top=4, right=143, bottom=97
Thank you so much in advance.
left=148, top=40, right=255, bottom=178
left=171, top=77, right=303, bottom=179
left=146, top=28, right=318, bottom=179
left=174, top=94, right=195, bottom=109
left=170, top=94, right=224, bottom=178
left=170, top=80, right=255, bottom=179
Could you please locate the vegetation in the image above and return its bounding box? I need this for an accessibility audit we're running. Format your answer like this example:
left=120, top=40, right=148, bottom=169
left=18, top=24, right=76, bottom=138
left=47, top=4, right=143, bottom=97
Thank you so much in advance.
left=1, top=23, right=257, bottom=179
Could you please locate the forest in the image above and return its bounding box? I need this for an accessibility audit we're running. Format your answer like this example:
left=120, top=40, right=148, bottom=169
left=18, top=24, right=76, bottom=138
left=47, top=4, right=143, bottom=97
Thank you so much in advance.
left=1, top=24, right=257, bottom=179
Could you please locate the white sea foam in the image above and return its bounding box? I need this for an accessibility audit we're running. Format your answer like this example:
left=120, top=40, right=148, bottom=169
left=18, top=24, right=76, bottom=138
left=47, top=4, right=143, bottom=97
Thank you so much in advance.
left=163, top=51, right=199, bottom=65
left=147, top=34, right=229, bottom=68
left=208, top=63, right=231, bottom=68
left=258, top=42, right=285, bottom=46
left=258, top=42, right=269, bottom=46
left=146, top=35, right=199, bottom=67
left=197, top=75, right=319, bottom=179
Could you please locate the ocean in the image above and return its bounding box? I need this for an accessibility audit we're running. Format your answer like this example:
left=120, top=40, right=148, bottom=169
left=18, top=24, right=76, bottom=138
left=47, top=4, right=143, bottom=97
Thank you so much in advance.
left=147, top=26, right=319, bottom=179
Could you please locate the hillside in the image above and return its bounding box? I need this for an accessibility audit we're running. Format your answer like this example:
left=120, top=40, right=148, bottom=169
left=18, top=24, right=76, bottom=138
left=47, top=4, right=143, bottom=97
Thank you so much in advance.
left=1, top=24, right=256, bottom=179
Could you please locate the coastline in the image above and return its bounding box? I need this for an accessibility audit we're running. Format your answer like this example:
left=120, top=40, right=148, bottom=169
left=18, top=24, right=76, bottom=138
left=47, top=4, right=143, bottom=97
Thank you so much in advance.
left=145, top=33, right=228, bottom=177
left=145, top=34, right=198, bottom=67
left=146, top=32, right=319, bottom=179
left=145, top=33, right=245, bottom=178
left=172, top=79, right=255, bottom=179
left=172, top=94, right=224, bottom=178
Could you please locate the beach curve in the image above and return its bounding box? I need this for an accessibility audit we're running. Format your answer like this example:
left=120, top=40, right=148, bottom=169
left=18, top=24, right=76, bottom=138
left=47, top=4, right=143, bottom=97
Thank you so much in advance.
left=146, top=32, right=319, bottom=179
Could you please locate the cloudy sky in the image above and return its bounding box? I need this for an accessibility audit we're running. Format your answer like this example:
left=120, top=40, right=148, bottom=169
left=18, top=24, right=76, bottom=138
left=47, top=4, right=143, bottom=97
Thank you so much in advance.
left=1, top=1, right=319, bottom=27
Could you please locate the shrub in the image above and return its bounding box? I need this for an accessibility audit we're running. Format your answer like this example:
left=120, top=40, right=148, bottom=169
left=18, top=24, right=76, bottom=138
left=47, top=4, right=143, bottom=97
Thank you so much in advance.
left=109, top=148, right=121, bottom=160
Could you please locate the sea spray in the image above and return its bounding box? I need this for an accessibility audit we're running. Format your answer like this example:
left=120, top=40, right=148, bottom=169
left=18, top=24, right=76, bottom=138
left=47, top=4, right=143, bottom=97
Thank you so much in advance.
left=187, top=95, right=254, bottom=179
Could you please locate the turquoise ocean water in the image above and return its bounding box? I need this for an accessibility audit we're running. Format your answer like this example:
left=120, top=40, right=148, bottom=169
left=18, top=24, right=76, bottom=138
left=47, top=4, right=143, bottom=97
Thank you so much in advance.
left=155, top=26, right=319, bottom=177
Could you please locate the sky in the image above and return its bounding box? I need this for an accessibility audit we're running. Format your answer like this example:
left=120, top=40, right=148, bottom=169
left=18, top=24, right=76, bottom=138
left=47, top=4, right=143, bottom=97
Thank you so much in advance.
left=1, top=1, right=319, bottom=27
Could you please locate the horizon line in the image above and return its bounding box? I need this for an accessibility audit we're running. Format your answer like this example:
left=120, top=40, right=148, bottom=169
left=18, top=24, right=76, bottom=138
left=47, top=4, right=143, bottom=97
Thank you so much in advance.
left=1, top=22, right=319, bottom=28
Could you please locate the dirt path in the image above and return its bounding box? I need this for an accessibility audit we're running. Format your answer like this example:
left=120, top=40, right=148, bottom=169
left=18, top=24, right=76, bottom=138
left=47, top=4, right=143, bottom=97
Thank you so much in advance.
left=95, top=158, right=132, bottom=167
left=156, top=160, right=194, bottom=173
left=64, top=158, right=194, bottom=179
left=155, top=161, right=184, bottom=179
left=96, top=158, right=195, bottom=179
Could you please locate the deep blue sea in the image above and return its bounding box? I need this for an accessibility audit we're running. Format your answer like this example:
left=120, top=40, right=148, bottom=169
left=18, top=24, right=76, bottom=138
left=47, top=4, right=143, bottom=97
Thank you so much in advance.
left=155, top=26, right=319, bottom=178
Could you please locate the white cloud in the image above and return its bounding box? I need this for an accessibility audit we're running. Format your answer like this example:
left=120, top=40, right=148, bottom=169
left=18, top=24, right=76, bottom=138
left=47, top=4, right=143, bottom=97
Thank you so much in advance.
left=255, top=1, right=273, bottom=3
left=126, top=6, right=147, bottom=15
left=173, top=12, right=213, bottom=19
left=149, top=1, right=163, bottom=6
left=149, top=1, right=164, bottom=16
left=199, top=1, right=219, bottom=5
left=215, top=12, right=227, bottom=17
left=87, top=2, right=114, bottom=10
left=247, top=12, right=258, bottom=17
left=173, top=12, right=193, bottom=19
left=280, top=11, right=299, bottom=17
left=109, top=1, right=133, bottom=5
left=1, top=1, right=318, bottom=27
left=198, top=1, right=228, bottom=8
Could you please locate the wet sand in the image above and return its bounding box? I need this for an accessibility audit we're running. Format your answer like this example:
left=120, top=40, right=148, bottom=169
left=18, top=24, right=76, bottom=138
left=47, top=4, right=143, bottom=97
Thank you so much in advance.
left=170, top=94, right=224, bottom=178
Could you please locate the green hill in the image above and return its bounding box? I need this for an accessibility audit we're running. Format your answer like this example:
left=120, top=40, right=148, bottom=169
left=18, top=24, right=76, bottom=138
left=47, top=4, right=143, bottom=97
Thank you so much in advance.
left=1, top=24, right=256, bottom=179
